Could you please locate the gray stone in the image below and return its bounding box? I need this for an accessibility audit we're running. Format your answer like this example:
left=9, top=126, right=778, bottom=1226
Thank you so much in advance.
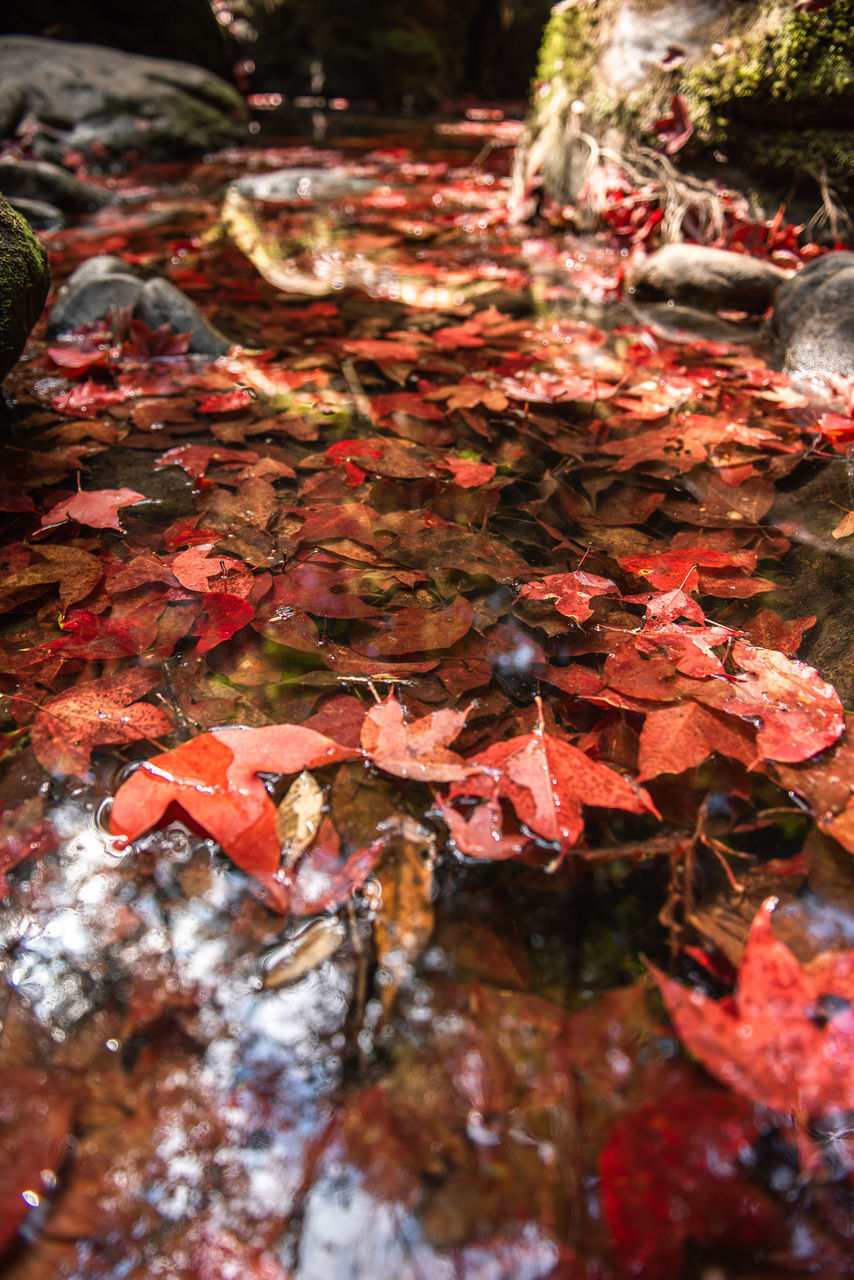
left=49, top=272, right=143, bottom=336
left=135, top=278, right=231, bottom=357
left=233, top=169, right=377, bottom=204
left=626, top=244, right=786, bottom=314
left=6, top=197, right=64, bottom=231
left=0, top=36, right=247, bottom=165
left=0, top=159, right=113, bottom=214
left=769, top=253, right=854, bottom=389
left=48, top=255, right=232, bottom=356
left=0, top=194, right=50, bottom=382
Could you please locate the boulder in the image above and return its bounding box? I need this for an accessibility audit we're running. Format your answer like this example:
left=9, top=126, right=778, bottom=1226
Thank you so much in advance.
left=134, top=279, right=232, bottom=358
left=627, top=244, right=786, bottom=314
left=514, top=0, right=854, bottom=216
left=0, top=159, right=114, bottom=231
left=768, top=252, right=854, bottom=389
left=49, top=255, right=232, bottom=357
left=0, top=195, right=50, bottom=383
left=0, top=37, right=247, bottom=166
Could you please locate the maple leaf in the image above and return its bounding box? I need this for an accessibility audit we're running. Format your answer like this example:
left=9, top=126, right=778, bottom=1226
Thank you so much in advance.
left=350, top=596, right=474, bottom=657
left=425, top=380, right=509, bottom=412
left=193, top=591, right=255, bottom=653
left=618, top=547, right=766, bottom=595
left=637, top=702, right=758, bottom=780
left=518, top=570, right=619, bottom=624
left=449, top=714, right=658, bottom=859
left=438, top=792, right=527, bottom=860
left=1, top=545, right=102, bottom=611
left=651, top=899, right=854, bottom=1118
left=155, top=444, right=258, bottom=480
left=698, top=640, right=844, bottom=763
left=600, top=1077, right=778, bottom=1280
left=31, top=670, right=173, bottom=778
left=361, top=692, right=474, bottom=781
left=40, top=487, right=148, bottom=532
left=440, top=457, right=497, bottom=488
left=196, top=389, right=254, bottom=413
left=171, top=544, right=254, bottom=598
left=110, top=724, right=359, bottom=899
left=51, top=379, right=132, bottom=416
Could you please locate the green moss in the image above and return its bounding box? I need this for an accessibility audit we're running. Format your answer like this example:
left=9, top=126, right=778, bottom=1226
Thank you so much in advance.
left=534, top=2, right=601, bottom=97
left=525, top=0, right=854, bottom=202
left=683, top=0, right=854, bottom=140
left=0, top=197, right=50, bottom=381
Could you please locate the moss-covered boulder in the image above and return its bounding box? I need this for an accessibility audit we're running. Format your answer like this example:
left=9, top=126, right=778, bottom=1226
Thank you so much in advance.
left=0, top=37, right=247, bottom=166
left=0, top=196, right=49, bottom=384
left=515, top=0, right=854, bottom=213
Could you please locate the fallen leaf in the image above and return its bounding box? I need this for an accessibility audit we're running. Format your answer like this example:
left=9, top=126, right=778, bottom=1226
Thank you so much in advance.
left=651, top=898, right=854, bottom=1117
left=31, top=669, right=173, bottom=778
left=637, top=702, right=758, bottom=780
left=518, top=570, right=619, bottom=623
left=40, top=487, right=148, bottom=532
left=361, top=692, right=473, bottom=781
left=275, top=770, right=324, bottom=868
left=111, top=724, right=359, bottom=896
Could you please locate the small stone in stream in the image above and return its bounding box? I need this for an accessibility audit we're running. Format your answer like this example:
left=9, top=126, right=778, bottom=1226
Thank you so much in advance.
left=135, top=278, right=231, bottom=358
left=49, top=255, right=232, bottom=357
left=0, top=194, right=50, bottom=383
left=49, top=265, right=144, bottom=336
left=233, top=169, right=376, bottom=204
left=0, top=159, right=114, bottom=217
left=767, top=251, right=854, bottom=390
left=626, top=244, right=785, bottom=314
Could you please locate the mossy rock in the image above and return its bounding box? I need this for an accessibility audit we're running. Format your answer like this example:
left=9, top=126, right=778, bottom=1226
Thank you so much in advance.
left=520, top=0, right=854, bottom=207
left=0, top=196, right=49, bottom=383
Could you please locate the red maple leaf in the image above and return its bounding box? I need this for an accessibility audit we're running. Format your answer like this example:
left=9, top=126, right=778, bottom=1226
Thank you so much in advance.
left=651, top=898, right=854, bottom=1119
left=196, top=389, right=254, bottom=413
left=193, top=592, right=255, bottom=653
left=698, top=639, right=844, bottom=763
left=155, top=444, right=258, bottom=480
left=447, top=710, right=657, bottom=860
left=171, top=544, right=254, bottom=598
left=600, top=1076, right=778, bottom=1280
left=30, top=669, right=173, bottom=778
left=652, top=93, right=694, bottom=155
left=361, top=692, right=475, bottom=781
left=110, top=724, right=359, bottom=901
left=40, top=487, right=148, bottom=532
left=637, top=702, right=758, bottom=779
left=518, top=570, right=619, bottom=624
left=439, top=457, right=497, bottom=488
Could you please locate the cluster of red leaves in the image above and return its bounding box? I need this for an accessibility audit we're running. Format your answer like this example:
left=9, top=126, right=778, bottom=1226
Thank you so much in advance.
left=4, top=140, right=854, bottom=1276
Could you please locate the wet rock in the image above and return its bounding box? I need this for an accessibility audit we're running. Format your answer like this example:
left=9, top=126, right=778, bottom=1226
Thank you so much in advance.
left=0, top=194, right=50, bottom=383
left=48, top=258, right=143, bottom=335
left=4, top=196, right=64, bottom=232
left=768, top=252, right=854, bottom=388
left=135, top=278, right=231, bottom=358
left=49, top=255, right=232, bottom=357
left=0, top=158, right=113, bottom=215
left=626, top=244, right=785, bottom=314
left=0, top=36, right=247, bottom=166
left=233, top=169, right=377, bottom=204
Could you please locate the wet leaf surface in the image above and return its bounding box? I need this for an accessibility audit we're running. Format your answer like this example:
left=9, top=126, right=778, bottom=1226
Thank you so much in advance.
left=3, top=125, right=854, bottom=1278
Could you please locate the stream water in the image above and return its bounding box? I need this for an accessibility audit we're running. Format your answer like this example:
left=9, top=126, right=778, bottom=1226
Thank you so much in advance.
left=2, top=123, right=854, bottom=1278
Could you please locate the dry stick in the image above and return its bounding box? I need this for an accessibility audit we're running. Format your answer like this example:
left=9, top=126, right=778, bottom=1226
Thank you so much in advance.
left=340, top=358, right=372, bottom=423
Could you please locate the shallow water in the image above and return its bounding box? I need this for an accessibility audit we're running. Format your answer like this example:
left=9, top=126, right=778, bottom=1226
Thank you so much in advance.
left=2, top=125, right=854, bottom=1278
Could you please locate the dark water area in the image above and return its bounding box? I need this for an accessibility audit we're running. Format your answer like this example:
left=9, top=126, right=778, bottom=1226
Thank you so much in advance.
left=2, top=123, right=854, bottom=1278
